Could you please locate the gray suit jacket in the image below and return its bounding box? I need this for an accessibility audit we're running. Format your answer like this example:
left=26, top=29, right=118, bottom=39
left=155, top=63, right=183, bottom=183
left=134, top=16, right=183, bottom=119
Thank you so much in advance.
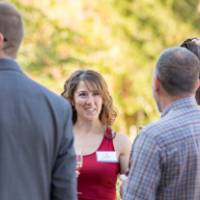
left=0, top=59, right=77, bottom=200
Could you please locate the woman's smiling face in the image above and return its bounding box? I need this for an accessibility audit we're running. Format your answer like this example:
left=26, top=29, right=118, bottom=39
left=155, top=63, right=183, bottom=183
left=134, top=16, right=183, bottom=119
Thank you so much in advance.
left=73, top=81, right=103, bottom=122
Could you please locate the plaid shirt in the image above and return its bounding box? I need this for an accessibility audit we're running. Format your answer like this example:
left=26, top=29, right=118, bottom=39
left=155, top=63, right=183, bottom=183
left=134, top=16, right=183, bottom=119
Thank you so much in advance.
left=123, top=97, right=200, bottom=200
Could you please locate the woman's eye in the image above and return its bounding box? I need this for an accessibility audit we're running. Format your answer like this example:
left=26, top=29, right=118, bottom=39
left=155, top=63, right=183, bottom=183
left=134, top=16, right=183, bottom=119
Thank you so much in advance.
left=79, top=92, right=87, bottom=97
left=93, top=91, right=100, bottom=96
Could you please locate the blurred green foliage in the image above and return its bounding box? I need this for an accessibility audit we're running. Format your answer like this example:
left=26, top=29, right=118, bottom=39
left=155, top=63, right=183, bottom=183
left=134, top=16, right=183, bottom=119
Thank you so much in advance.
left=9, top=0, right=200, bottom=136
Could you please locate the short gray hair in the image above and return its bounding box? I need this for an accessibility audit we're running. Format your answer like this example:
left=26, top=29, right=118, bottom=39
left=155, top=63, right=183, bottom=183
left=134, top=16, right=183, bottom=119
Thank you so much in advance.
left=156, top=47, right=200, bottom=96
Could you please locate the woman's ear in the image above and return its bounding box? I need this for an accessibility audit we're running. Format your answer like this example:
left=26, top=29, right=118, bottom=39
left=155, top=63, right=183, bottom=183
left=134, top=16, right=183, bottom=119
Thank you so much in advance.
left=71, top=99, right=75, bottom=106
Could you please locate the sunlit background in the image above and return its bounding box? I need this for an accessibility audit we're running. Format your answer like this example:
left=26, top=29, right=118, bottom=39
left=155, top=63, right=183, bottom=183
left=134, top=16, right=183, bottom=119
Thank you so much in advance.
left=9, top=0, right=200, bottom=139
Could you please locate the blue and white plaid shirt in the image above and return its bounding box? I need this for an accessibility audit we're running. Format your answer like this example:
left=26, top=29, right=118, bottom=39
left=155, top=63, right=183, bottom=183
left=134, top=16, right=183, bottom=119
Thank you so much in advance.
left=123, top=97, right=200, bottom=200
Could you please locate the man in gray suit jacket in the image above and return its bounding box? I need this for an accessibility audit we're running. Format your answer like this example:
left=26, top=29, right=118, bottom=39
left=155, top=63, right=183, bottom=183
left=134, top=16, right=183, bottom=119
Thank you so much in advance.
left=0, top=2, right=77, bottom=200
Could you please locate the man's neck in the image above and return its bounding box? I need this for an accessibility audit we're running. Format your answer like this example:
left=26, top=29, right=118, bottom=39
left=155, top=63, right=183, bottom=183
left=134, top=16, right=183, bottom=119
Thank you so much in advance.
left=0, top=51, right=15, bottom=60
left=161, top=94, right=191, bottom=112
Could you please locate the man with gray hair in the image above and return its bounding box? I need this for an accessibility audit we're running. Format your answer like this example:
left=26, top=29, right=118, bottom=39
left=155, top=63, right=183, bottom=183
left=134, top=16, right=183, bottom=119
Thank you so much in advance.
left=123, top=47, right=200, bottom=200
left=0, top=2, right=76, bottom=200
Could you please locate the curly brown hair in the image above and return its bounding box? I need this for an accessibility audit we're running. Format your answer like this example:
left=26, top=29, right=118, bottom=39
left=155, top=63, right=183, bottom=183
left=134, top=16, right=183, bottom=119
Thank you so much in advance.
left=61, top=70, right=117, bottom=127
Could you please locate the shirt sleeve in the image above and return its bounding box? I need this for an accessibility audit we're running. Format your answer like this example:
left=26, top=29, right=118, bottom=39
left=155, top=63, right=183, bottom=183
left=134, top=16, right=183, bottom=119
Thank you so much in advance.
left=123, top=129, right=162, bottom=200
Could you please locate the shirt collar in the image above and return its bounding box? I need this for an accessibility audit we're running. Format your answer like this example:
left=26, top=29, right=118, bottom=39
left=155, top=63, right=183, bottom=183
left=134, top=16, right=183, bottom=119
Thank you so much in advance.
left=0, top=58, right=23, bottom=73
left=161, top=96, right=198, bottom=117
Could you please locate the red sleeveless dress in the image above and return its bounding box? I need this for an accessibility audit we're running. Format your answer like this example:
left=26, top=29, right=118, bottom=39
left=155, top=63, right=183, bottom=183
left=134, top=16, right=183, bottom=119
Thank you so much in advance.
left=78, top=128, right=120, bottom=200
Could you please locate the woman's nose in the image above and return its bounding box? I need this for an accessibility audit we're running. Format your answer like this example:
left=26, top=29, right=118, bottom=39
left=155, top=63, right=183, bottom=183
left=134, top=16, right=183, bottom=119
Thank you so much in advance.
left=86, top=94, right=94, bottom=104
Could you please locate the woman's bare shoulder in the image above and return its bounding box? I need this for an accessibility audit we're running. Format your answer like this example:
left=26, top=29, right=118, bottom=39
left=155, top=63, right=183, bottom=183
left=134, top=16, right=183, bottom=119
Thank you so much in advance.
left=114, top=132, right=132, bottom=152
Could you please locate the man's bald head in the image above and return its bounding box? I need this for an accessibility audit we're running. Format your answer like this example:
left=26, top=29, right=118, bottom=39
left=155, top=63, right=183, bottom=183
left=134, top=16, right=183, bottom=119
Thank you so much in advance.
left=0, top=2, right=24, bottom=58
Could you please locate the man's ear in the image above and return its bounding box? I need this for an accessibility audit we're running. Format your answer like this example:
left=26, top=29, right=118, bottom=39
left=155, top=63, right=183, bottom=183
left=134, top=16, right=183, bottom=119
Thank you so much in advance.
left=0, top=33, right=4, bottom=48
left=154, top=75, right=162, bottom=93
left=194, top=79, right=200, bottom=92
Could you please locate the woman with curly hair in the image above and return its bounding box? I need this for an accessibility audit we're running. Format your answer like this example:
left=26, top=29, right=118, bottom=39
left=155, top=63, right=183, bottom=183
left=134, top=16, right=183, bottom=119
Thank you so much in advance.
left=61, top=69, right=131, bottom=200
